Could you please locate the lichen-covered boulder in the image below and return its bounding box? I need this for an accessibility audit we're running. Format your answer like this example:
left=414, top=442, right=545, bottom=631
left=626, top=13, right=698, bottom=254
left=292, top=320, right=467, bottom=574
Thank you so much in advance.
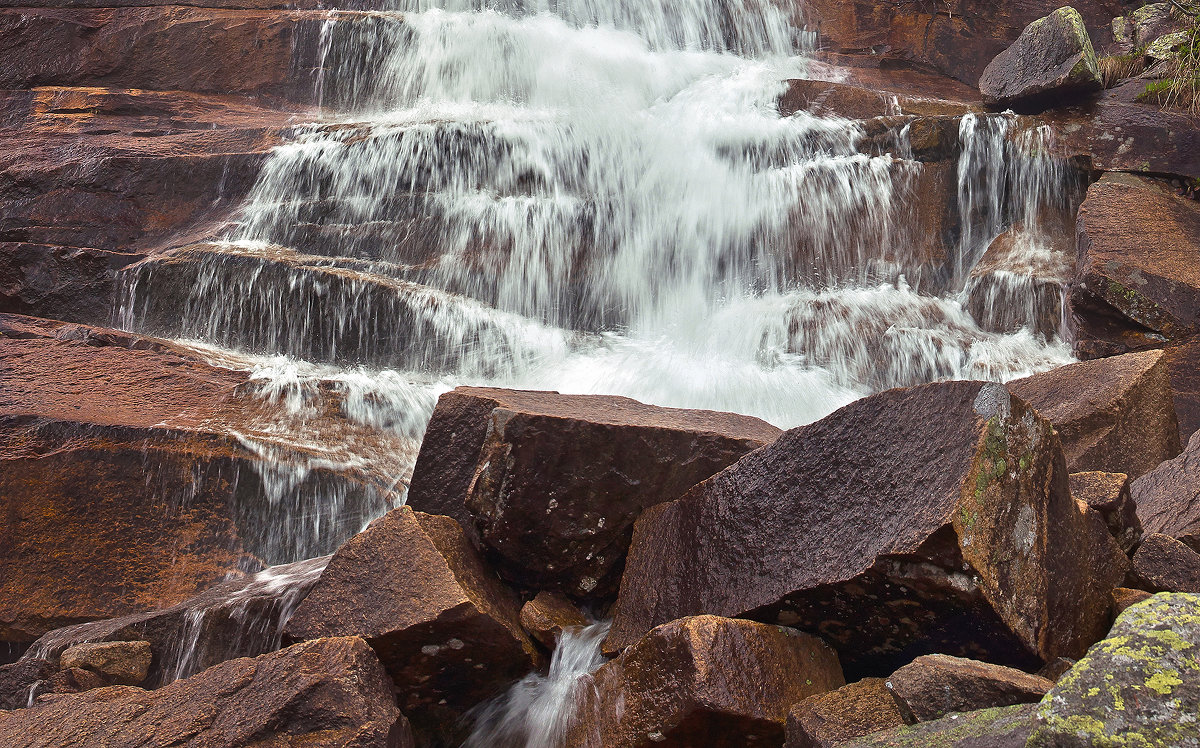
left=1131, top=534, right=1200, bottom=593
left=407, top=387, right=781, bottom=599
left=785, top=678, right=909, bottom=748
left=607, top=382, right=1128, bottom=676
left=842, top=703, right=1038, bottom=747
left=978, top=7, right=1102, bottom=111
left=566, top=615, right=845, bottom=748
left=1008, top=349, right=1181, bottom=480
left=1068, top=472, right=1141, bottom=552
left=885, top=654, right=1053, bottom=722
left=1028, top=593, right=1200, bottom=746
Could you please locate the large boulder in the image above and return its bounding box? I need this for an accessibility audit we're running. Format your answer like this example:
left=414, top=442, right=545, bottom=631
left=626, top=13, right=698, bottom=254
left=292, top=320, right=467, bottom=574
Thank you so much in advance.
left=1070, top=173, right=1200, bottom=345
left=842, top=703, right=1039, bottom=747
left=885, top=654, right=1053, bottom=722
left=565, top=615, right=845, bottom=747
left=0, top=637, right=411, bottom=747
left=1131, top=534, right=1200, bottom=593
left=1132, top=430, right=1200, bottom=550
left=406, top=386, right=781, bottom=598
left=283, top=507, right=537, bottom=738
left=606, top=381, right=1128, bottom=677
left=785, top=678, right=909, bottom=748
left=0, top=315, right=396, bottom=644
left=1028, top=593, right=1200, bottom=746
left=1068, top=471, right=1141, bottom=552
left=1008, top=349, right=1181, bottom=479
left=979, top=7, right=1102, bottom=111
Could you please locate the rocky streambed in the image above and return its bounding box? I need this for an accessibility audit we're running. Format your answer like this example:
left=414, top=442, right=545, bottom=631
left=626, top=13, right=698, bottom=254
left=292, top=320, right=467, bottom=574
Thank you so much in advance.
left=3, top=0, right=1200, bottom=746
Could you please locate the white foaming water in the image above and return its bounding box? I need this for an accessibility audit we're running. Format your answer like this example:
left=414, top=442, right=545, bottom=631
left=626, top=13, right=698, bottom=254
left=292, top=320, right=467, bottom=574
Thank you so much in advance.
left=465, top=620, right=612, bottom=748
left=116, top=0, right=1079, bottom=567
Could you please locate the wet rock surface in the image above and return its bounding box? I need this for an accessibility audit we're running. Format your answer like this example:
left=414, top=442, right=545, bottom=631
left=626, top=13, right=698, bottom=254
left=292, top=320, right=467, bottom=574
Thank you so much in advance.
left=1009, top=349, right=1181, bottom=479
left=979, top=7, right=1103, bottom=111
left=519, top=592, right=590, bottom=650
left=407, top=386, right=781, bottom=599
left=1028, top=593, right=1200, bottom=747
left=607, top=381, right=1128, bottom=675
left=566, top=615, right=845, bottom=748
left=784, top=677, right=909, bottom=748
left=885, top=654, right=1053, bottom=722
left=0, top=637, right=412, bottom=747
left=1068, top=471, right=1142, bottom=552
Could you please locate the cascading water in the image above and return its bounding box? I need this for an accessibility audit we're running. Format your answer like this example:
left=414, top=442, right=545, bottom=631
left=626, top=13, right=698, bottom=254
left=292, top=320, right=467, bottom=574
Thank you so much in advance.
left=110, top=0, right=1082, bottom=723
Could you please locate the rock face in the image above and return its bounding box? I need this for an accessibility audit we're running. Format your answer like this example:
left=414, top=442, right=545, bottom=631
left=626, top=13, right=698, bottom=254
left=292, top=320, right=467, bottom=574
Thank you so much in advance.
left=566, top=615, right=845, bottom=748
left=1068, top=471, right=1141, bottom=552
left=842, top=703, right=1039, bottom=747
left=1071, top=173, right=1200, bottom=347
left=785, top=678, right=909, bottom=748
left=1028, top=593, right=1200, bottom=746
left=606, top=381, right=1128, bottom=676
left=0, top=637, right=412, bottom=748
left=1009, top=349, right=1180, bottom=479
left=406, top=386, right=781, bottom=598
left=59, top=641, right=151, bottom=686
left=1132, top=430, right=1200, bottom=550
left=283, top=507, right=537, bottom=736
left=519, top=592, right=590, bottom=650
left=885, top=654, right=1053, bottom=722
left=1131, top=534, right=1200, bottom=593
left=979, top=7, right=1102, bottom=111
left=0, top=314, right=394, bottom=644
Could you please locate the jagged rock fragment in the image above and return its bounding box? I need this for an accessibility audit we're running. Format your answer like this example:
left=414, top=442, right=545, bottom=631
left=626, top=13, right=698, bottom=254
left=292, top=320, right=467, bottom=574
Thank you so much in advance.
left=784, top=678, right=909, bottom=748
left=979, top=7, right=1102, bottom=110
left=885, top=654, right=1053, bottom=722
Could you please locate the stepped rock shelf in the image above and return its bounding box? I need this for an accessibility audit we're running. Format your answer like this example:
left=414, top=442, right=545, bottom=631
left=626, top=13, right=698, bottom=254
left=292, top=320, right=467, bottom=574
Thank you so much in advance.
left=3, top=0, right=1200, bottom=745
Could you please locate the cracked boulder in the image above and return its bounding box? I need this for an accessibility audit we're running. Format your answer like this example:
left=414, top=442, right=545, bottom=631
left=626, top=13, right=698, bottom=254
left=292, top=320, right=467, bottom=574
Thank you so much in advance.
left=979, top=7, right=1102, bottom=111
left=0, top=637, right=410, bottom=747
left=566, top=615, right=844, bottom=748
left=283, top=507, right=537, bottom=739
left=1009, top=349, right=1181, bottom=479
left=406, top=386, right=781, bottom=599
left=606, top=381, right=1128, bottom=677
left=1068, top=472, right=1141, bottom=552
left=1028, top=593, right=1200, bottom=746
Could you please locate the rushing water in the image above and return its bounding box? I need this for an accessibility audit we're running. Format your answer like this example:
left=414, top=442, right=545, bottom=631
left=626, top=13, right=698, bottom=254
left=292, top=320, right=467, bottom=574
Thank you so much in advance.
left=117, top=0, right=1076, bottom=552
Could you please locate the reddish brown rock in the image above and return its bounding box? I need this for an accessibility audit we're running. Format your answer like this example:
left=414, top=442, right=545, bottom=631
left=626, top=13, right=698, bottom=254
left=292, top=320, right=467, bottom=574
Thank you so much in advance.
left=1069, top=471, right=1142, bottom=552
left=0, top=637, right=411, bottom=747
left=1131, top=430, right=1200, bottom=549
left=284, top=507, right=537, bottom=738
left=1009, top=349, right=1181, bottom=479
left=1036, top=657, right=1076, bottom=682
left=1165, top=338, right=1200, bottom=444
left=1131, top=533, right=1200, bottom=593
left=520, top=592, right=590, bottom=650
left=606, top=381, right=1128, bottom=677
left=0, top=659, right=52, bottom=710
left=407, top=386, right=781, bottom=599
left=1111, top=587, right=1153, bottom=617
left=566, top=615, right=845, bottom=748
left=885, top=654, right=1053, bottom=722
left=0, top=315, right=399, bottom=644
left=0, top=244, right=140, bottom=325
left=41, top=667, right=109, bottom=697
left=785, top=678, right=909, bottom=748
left=778, top=78, right=977, bottom=120
left=965, top=228, right=1071, bottom=339
left=978, top=7, right=1102, bottom=111
left=59, top=642, right=151, bottom=686
left=1070, top=173, right=1200, bottom=343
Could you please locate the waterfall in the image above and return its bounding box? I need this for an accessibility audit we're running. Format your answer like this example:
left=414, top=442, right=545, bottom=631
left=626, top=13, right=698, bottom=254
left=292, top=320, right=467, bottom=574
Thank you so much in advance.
left=116, top=0, right=1077, bottom=557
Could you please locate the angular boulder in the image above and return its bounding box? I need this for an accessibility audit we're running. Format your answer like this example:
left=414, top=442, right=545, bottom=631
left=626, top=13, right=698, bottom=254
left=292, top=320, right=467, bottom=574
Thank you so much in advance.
left=1132, top=430, right=1200, bottom=550
left=566, top=615, right=845, bottom=747
left=607, top=381, right=1128, bottom=676
left=59, top=641, right=151, bottom=686
left=1071, top=173, right=1200, bottom=343
left=1068, top=471, right=1141, bottom=552
left=1131, top=534, right=1200, bottom=593
left=1028, top=593, right=1200, bottom=746
left=1165, top=337, right=1200, bottom=444
left=885, top=654, right=1053, bottom=722
left=0, top=637, right=411, bottom=747
left=842, top=703, right=1039, bottom=747
left=1009, top=349, right=1181, bottom=479
left=284, top=507, right=537, bottom=736
left=979, top=7, right=1102, bottom=111
left=784, top=678, right=909, bottom=748
left=519, top=592, right=590, bottom=650
left=1111, top=587, right=1153, bottom=617
left=406, top=386, right=781, bottom=598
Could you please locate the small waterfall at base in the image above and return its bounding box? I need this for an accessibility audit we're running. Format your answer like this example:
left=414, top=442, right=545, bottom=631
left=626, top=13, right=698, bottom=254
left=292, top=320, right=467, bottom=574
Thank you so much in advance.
left=463, top=621, right=611, bottom=748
